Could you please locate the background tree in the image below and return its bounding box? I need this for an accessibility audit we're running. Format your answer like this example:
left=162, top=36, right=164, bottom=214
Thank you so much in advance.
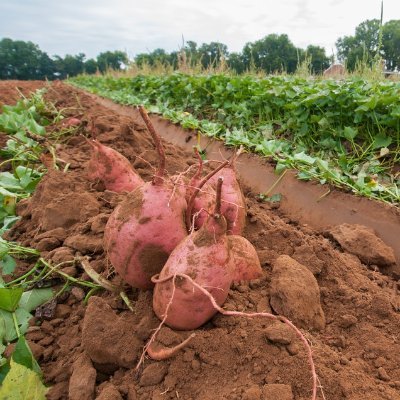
left=53, top=53, right=86, bottom=78
left=336, top=19, right=382, bottom=70
left=382, top=20, right=400, bottom=70
left=242, top=34, right=299, bottom=73
left=304, top=45, right=330, bottom=74
left=96, top=50, right=129, bottom=73
left=84, top=58, right=98, bottom=74
left=0, top=38, right=54, bottom=80
left=197, top=42, right=228, bottom=69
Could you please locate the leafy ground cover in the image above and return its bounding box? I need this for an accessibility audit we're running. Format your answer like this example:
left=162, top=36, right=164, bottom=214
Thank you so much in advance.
left=70, top=74, right=400, bottom=205
left=0, top=88, right=102, bottom=398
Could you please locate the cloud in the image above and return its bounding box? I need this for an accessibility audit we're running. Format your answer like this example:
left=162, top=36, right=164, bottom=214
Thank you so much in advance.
left=1, top=0, right=399, bottom=59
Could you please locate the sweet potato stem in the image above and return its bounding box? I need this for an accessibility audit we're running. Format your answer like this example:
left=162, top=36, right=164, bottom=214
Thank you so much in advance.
left=185, top=160, right=229, bottom=230
left=138, top=106, right=166, bottom=185
left=151, top=273, right=318, bottom=400
left=192, top=147, right=203, bottom=181
left=214, top=177, right=223, bottom=216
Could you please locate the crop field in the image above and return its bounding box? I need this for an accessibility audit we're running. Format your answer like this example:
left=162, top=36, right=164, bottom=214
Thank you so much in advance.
left=0, top=79, right=399, bottom=400
left=71, top=74, right=400, bottom=205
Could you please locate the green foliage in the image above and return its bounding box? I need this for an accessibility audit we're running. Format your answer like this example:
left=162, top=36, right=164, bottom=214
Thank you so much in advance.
left=337, top=19, right=400, bottom=72
left=0, top=359, right=47, bottom=399
left=97, top=50, right=129, bottom=73
left=0, top=38, right=54, bottom=80
left=70, top=74, right=400, bottom=204
left=242, top=34, right=299, bottom=73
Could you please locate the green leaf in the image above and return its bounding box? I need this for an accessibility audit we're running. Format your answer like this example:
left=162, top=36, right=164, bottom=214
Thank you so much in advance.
left=0, top=288, right=24, bottom=312
left=0, top=359, right=47, bottom=399
left=0, top=173, right=22, bottom=191
left=0, top=360, right=10, bottom=385
left=342, top=126, right=358, bottom=141
left=293, top=152, right=315, bottom=165
left=12, top=336, right=41, bottom=374
left=0, top=310, right=16, bottom=342
left=14, top=308, right=32, bottom=336
left=0, top=254, right=17, bottom=275
left=372, top=133, right=392, bottom=149
left=18, top=289, right=54, bottom=313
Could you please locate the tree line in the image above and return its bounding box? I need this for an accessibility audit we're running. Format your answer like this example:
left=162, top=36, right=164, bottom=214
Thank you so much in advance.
left=1, top=18, right=399, bottom=80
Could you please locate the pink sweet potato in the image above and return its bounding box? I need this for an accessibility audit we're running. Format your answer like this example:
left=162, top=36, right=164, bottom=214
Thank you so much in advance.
left=86, top=139, right=143, bottom=192
left=186, top=148, right=216, bottom=230
left=153, top=177, right=234, bottom=330
left=208, top=151, right=246, bottom=235
left=103, top=107, right=187, bottom=289
left=228, top=235, right=262, bottom=283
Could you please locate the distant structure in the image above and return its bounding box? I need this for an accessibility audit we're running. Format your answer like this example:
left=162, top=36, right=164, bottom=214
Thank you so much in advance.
left=323, top=63, right=345, bottom=77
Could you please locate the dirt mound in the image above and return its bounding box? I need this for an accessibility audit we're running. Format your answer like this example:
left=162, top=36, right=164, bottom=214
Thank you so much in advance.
left=1, top=81, right=399, bottom=400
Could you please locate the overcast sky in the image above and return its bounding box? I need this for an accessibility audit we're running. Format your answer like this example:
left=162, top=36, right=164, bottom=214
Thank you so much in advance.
left=1, top=0, right=399, bottom=60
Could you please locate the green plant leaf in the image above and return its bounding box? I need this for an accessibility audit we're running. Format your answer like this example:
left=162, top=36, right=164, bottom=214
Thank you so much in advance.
left=293, top=152, right=315, bottom=165
left=0, top=254, right=17, bottom=275
left=12, top=336, right=41, bottom=374
left=0, top=288, right=24, bottom=312
left=0, top=360, right=10, bottom=385
left=372, top=133, right=392, bottom=149
left=18, top=289, right=54, bottom=313
left=342, top=126, right=358, bottom=141
left=0, top=359, right=47, bottom=399
left=0, top=310, right=15, bottom=342
left=14, top=308, right=32, bottom=336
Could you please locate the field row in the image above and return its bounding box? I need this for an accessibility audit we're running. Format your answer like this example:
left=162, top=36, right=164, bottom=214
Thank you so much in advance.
left=70, top=74, right=400, bottom=204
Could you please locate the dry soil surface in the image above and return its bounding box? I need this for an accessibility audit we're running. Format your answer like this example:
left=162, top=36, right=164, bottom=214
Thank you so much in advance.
left=1, top=80, right=400, bottom=400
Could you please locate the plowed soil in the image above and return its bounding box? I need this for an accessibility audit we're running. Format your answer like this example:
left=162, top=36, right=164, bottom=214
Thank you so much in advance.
left=1, top=80, right=399, bottom=400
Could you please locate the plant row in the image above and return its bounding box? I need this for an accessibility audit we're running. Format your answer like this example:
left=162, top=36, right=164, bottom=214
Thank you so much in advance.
left=70, top=74, right=400, bottom=205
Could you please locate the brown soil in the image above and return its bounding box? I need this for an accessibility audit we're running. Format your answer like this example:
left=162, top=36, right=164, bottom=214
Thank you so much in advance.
left=1, top=80, right=400, bottom=400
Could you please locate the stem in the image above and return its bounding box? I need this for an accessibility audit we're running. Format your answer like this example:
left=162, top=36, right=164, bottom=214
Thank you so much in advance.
left=185, top=160, right=229, bottom=230
left=12, top=312, right=21, bottom=338
left=83, top=287, right=100, bottom=304
left=39, top=258, right=99, bottom=288
left=191, top=147, right=203, bottom=182
left=263, top=169, right=288, bottom=197
left=138, top=106, right=166, bottom=185
left=79, top=257, right=119, bottom=292
left=5, top=263, right=39, bottom=286
left=214, top=177, right=223, bottom=215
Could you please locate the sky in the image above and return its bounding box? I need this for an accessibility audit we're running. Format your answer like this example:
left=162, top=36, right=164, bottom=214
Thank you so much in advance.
left=1, top=0, right=399, bottom=60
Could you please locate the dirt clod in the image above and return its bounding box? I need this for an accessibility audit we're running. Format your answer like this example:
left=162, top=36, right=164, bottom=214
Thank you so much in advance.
left=68, top=352, right=97, bottom=400
left=139, top=363, right=168, bottom=387
left=269, top=255, right=326, bottom=331
left=82, top=296, right=142, bottom=368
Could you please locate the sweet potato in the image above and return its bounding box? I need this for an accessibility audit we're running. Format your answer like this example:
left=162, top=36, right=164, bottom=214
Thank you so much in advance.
left=228, top=235, right=262, bottom=282
left=103, top=107, right=187, bottom=289
left=153, top=177, right=234, bottom=330
left=208, top=151, right=246, bottom=235
left=86, top=139, right=143, bottom=192
left=186, top=148, right=216, bottom=230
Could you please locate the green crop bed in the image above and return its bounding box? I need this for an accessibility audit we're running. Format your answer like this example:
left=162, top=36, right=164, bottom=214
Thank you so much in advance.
left=70, top=74, right=400, bottom=205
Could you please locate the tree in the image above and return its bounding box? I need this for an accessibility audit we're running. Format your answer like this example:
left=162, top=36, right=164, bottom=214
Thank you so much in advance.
left=0, top=38, right=55, bottom=80
left=305, top=45, right=330, bottom=74
left=227, top=52, right=246, bottom=74
left=54, top=53, right=86, bottom=78
left=197, top=42, right=229, bottom=69
left=382, top=20, right=400, bottom=70
left=97, top=51, right=129, bottom=73
left=84, top=58, right=98, bottom=74
left=336, top=19, right=383, bottom=71
left=242, top=34, right=298, bottom=73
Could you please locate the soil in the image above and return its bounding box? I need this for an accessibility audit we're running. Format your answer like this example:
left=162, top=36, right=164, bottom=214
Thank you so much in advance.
left=1, top=80, right=400, bottom=400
